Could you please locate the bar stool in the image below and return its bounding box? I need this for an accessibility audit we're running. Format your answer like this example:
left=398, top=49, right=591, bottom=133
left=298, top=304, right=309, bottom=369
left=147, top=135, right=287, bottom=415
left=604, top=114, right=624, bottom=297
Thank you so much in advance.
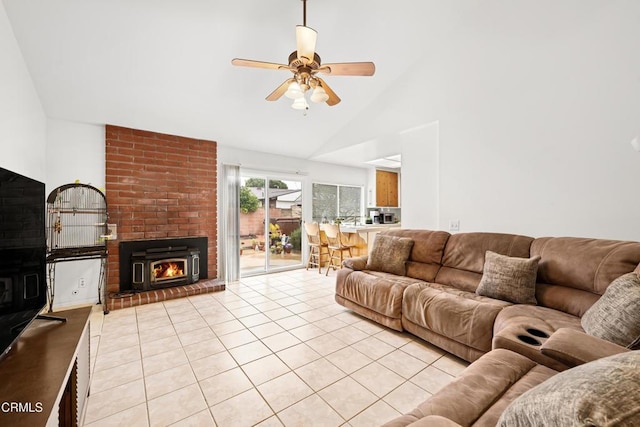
left=304, top=222, right=329, bottom=274
left=324, top=223, right=354, bottom=276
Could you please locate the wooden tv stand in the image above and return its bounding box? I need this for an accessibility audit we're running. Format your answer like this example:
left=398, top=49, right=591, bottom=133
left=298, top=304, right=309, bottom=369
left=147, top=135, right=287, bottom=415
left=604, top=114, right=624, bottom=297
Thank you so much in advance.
left=0, top=307, right=91, bottom=427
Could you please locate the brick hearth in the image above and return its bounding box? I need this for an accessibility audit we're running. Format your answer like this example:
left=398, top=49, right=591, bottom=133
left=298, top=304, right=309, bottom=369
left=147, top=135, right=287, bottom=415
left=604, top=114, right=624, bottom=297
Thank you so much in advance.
left=105, top=125, right=221, bottom=309
left=106, top=278, right=225, bottom=311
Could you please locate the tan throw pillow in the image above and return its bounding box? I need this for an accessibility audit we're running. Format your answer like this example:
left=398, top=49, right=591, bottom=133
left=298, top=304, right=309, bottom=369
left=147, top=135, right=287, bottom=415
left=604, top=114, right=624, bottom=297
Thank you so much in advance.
left=581, top=272, right=640, bottom=349
left=497, top=351, right=640, bottom=427
left=365, top=234, right=414, bottom=276
left=476, top=251, right=540, bottom=304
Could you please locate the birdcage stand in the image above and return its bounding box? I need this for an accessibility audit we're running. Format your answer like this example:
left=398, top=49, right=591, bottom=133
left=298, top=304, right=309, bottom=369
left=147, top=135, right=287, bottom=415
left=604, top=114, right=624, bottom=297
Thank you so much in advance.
left=46, top=251, right=109, bottom=314
left=46, top=183, right=110, bottom=314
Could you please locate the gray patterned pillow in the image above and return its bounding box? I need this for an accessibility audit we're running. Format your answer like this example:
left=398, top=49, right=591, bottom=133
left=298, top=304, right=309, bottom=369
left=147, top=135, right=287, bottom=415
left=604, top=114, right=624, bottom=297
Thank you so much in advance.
left=581, top=272, right=640, bottom=349
left=476, top=251, right=540, bottom=304
left=497, top=351, right=640, bottom=427
left=365, top=234, right=414, bottom=276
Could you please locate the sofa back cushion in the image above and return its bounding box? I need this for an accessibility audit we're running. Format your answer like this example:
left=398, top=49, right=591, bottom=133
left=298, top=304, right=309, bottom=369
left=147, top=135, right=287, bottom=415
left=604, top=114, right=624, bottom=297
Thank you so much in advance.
left=531, top=237, right=640, bottom=317
left=435, top=232, right=534, bottom=293
left=382, top=229, right=450, bottom=282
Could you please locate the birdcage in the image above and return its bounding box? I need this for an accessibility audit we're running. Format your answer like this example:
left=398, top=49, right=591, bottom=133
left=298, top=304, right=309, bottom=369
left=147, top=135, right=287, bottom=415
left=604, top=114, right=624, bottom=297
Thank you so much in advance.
left=46, top=183, right=109, bottom=312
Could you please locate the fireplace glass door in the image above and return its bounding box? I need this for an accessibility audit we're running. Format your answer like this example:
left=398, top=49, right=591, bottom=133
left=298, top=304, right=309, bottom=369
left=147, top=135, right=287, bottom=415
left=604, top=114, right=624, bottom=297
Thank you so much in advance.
left=239, top=173, right=303, bottom=276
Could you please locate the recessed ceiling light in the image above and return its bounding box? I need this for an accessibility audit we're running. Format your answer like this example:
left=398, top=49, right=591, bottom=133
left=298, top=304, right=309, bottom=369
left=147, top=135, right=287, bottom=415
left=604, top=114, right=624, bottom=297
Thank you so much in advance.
left=365, top=155, right=401, bottom=168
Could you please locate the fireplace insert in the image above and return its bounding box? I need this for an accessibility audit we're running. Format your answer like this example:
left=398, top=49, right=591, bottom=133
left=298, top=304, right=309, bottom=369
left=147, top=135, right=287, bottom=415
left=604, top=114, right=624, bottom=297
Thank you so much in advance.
left=118, top=237, right=208, bottom=292
left=131, top=246, right=200, bottom=291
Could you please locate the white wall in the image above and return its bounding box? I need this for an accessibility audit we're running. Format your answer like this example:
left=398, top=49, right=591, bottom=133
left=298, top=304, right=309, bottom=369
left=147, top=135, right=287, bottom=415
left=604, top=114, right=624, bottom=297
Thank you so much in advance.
left=0, top=2, right=46, bottom=179
left=432, top=2, right=640, bottom=240
left=322, top=1, right=640, bottom=241
left=401, top=122, right=439, bottom=230
left=46, top=119, right=105, bottom=309
left=46, top=119, right=105, bottom=190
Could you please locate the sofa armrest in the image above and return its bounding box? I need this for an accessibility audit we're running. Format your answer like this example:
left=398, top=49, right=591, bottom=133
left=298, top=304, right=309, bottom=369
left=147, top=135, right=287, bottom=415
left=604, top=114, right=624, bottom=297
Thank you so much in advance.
left=343, top=255, right=368, bottom=270
left=409, top=416, right=463, bottom=427
left=540, top=328, right=630, bottom=368
left=383, top=415, right=463, bottom=427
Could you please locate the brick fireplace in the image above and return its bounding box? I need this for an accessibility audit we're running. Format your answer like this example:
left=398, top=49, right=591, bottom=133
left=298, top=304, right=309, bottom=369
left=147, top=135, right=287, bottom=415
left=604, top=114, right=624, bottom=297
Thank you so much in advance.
left=105, top=125, right=223, bottom=310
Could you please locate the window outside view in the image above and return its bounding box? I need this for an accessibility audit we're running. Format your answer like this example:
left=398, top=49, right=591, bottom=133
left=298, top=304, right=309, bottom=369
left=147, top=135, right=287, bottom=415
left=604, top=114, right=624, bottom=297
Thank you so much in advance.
left=239, top=176, right=303, bottom=276
left=312, top=183, right=363, bottom=224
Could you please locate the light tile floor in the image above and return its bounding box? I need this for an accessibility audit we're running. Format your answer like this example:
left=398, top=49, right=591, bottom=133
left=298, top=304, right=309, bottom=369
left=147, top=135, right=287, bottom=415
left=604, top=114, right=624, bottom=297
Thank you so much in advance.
left=84, top=269, right=468, bottom=427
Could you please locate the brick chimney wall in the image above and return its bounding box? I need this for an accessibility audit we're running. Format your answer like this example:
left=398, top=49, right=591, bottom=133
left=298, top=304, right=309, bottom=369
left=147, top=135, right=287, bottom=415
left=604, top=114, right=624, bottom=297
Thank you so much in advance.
left=105, top=125, right=217, bottom=302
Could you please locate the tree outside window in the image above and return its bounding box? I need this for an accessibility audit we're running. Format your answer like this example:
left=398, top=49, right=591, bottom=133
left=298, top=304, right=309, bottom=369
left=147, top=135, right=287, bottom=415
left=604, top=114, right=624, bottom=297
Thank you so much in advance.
left=312, top=183, right=362, bottom=222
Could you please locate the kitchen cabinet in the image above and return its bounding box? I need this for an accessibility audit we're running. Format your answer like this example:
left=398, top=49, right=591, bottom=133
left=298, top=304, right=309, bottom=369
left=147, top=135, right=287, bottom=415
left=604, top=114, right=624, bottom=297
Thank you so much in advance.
left=375, top=170, right=399, bottom=207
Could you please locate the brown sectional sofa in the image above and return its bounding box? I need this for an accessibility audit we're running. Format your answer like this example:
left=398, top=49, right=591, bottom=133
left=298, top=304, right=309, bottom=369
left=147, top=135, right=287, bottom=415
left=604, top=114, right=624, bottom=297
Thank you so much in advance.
left=336, top=229, right=640, bottom=425
left=335, top=230, right=640, bottom=368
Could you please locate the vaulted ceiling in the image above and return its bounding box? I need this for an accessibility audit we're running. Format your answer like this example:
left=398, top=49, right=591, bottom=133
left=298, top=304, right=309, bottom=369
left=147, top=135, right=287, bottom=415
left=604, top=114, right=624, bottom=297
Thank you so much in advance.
left=4, top=0, right=636, bottom=167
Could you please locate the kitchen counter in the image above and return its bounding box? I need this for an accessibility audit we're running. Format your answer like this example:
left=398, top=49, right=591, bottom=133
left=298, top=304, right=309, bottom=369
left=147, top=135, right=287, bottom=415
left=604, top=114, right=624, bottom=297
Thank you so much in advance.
left=339, top=223, right=401, bottom=234
left=335, top=223, right=401, bottom=255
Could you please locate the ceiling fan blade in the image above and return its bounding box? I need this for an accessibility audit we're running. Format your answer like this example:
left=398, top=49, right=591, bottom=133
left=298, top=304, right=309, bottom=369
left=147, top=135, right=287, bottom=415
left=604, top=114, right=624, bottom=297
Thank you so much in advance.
left=266, top=78, right=294, bottom=101
left=231, top=58, right=290, bottom=71
left=318, top=62, right=376, bottom=76
left=296, top=25, right=317, bottom=65
left=317, top=78, right=341, bottom=106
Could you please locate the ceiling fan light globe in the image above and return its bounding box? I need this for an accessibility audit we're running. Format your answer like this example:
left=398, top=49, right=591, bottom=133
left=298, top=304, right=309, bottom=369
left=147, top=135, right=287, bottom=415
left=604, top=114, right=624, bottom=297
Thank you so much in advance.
left=285, top=82, right=304, bottom=99
left=291, top=97, right=308, bottom=110
left=310, top=86, right=329, bottom=103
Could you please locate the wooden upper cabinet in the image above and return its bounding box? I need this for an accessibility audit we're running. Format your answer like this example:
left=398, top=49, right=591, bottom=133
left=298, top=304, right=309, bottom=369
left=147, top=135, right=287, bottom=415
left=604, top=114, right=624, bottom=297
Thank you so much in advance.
left=375, top=170, right=399, bottom=207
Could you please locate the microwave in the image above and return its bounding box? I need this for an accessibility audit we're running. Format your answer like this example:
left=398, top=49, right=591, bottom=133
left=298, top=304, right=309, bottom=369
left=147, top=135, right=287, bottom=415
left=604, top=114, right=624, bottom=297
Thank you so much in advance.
left=380, top=213, right=395, bottom=224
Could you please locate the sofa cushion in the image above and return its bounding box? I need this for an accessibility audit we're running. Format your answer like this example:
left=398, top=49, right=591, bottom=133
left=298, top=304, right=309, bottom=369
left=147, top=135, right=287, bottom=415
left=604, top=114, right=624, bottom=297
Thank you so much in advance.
left=366, top=234, right=414, bottom=276
left=531, top=238, right=640, bottom=318
left=497, top=351, right=640, bottom=427
left=476, top=251, right=540, bottom=304
left=581, top=272, right=640, bottom=349
left=403, top=282, right=510, bottom=353
left=435, top=232, right=534, bottom=293
left=336, top=270, right=424, bottom=319
left=532, top=237, right=640, bottom=294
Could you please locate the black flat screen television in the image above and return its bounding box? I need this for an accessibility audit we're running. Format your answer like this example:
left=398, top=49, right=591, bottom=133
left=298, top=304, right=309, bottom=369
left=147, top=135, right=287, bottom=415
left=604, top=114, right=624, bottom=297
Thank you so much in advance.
left=0, top=166, right=47, bottom=361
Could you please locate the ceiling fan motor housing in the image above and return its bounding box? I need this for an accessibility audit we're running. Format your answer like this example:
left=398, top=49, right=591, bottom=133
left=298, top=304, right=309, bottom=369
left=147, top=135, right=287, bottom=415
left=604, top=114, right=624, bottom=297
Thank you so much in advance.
left=288, top=51, right=321, bottom=70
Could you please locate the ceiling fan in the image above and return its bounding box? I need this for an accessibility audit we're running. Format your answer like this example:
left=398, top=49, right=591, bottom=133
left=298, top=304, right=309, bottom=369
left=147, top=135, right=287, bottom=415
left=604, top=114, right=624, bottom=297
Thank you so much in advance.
left=231, top=0, right=375, bottom=110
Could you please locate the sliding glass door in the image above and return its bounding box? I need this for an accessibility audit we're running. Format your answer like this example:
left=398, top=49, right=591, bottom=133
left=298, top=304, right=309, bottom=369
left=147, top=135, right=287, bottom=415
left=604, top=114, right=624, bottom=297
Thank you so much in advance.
left=239, top=172, right=303, bottom=276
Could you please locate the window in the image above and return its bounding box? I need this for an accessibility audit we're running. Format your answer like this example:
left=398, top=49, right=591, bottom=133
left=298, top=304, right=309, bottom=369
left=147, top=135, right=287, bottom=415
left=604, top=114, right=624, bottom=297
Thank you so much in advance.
left=312, top=183, right=362, bottom=222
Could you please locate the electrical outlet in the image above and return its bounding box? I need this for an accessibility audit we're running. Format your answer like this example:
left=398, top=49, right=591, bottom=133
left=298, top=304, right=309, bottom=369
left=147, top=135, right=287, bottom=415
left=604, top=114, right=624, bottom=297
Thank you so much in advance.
left=79, top=278, right=86, bottom=288
left=449, top=219, right=460, bottom=232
